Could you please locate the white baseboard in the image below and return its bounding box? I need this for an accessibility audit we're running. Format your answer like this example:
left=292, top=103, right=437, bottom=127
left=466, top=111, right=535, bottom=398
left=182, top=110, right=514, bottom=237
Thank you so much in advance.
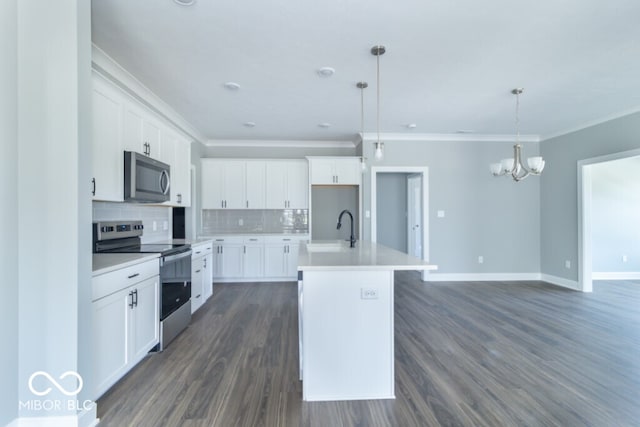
left=215, top=277, right=297, bottom=283
left=423, top=273, right=541, bottom=282
left=12, top=403, right=97, bottom=427
left=540, top=274, right=581, bottom=291
left=592, top=272, right=640, bottom=280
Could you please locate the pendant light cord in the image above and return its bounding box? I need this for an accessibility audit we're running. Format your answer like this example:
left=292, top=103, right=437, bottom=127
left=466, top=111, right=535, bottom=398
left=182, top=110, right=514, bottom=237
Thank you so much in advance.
left=376, top=49, right=380, bottom=144
left=361, top=85, right=364, bottom=138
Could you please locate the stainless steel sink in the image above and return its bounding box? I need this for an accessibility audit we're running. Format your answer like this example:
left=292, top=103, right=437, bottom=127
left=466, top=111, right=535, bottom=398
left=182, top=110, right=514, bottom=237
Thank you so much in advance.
left=305, top=241, right=346, bottom=253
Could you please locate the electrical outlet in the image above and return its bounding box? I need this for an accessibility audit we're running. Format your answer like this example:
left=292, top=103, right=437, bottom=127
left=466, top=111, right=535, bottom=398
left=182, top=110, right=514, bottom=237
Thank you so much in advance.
left=365, top=210, right=371, bottom=218
left=437, top=210, right=445, bottom=218
left=478, top=256, right=484, bottom=264
left=163, top=221, right=168, bottom=231
left=239, top=218, right=244, bottom=226
left=622, top=255, right=628, bottom=263
left=361, top=288, right=378, bottom=299
left=565, top=260, right=571, bottom=269
left=152, top=221, right=157, bottom=231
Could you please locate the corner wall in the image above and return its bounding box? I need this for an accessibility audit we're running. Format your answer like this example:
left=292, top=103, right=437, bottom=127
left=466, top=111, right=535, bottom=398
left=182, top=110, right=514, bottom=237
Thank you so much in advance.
left=540, top=112, right=640, bottom=281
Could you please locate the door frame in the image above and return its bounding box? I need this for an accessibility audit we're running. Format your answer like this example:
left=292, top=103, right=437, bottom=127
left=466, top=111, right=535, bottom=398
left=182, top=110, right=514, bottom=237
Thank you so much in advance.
left=578, top=148, right=640, bottom=292
left=371, top=166, right=429, bottom=280
left=406, top=174, right=423, bottom=258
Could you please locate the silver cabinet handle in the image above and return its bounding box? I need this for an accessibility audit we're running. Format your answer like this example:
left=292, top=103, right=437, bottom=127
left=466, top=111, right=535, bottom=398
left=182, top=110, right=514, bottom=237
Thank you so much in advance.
left=127, top=273, right=139, bottom=279
left=177, top=193, right=182, bottom=204
left=203, top=258, right=207, bottom=268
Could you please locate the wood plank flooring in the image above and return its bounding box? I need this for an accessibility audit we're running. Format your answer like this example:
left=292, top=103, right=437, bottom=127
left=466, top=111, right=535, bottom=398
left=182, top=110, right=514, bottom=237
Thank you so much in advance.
left=97, top=273, right=640, bottom=426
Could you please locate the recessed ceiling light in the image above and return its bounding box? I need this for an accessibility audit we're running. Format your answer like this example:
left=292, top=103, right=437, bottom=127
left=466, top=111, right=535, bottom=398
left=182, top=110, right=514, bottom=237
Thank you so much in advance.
left=223, top=82, right=241, bottom=91
left=318, top=123, right=331, bottom=128
left=455, top=129, right=475, bottom=134
left=173, top=0, right=196, bottom=5
left=243, top=122, right=256, bottom=128
left=406, top=123, right=417, bottom=129
left=317, top=67, right=335, bottom=77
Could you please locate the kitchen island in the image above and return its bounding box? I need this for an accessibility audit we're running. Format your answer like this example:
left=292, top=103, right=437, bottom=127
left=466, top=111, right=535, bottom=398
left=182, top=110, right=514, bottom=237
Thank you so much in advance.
left=297, top=240, right=438, bottom=401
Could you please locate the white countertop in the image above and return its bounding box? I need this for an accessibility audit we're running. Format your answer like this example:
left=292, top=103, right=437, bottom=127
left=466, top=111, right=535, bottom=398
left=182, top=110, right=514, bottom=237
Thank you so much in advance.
left=92, top=253, right=160, bottom=276
left=298, top=240, right=438, bottom=271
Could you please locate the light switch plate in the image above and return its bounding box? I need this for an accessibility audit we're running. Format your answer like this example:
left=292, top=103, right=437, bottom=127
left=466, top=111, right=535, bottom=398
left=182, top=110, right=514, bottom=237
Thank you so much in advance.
left=437, top=210, right=445, bottom=218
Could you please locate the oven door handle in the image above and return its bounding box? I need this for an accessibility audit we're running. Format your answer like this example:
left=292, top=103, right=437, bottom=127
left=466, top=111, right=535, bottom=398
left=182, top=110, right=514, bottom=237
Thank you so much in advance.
left=162, top=250, right=192, bottom=265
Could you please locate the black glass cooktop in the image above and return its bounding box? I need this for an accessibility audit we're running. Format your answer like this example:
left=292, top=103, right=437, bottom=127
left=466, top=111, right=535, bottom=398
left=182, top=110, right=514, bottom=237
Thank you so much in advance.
left=103, top=244, right=189, bottom=256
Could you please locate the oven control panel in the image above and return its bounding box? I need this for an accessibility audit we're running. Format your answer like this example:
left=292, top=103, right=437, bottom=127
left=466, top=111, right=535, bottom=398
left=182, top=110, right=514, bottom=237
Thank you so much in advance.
left=93, top=220, right=144, bottom=241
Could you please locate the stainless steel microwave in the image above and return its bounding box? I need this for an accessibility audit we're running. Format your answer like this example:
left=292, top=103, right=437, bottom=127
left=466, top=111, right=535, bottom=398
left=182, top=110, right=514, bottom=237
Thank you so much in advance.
left=124, top=151, right=170, bottom=203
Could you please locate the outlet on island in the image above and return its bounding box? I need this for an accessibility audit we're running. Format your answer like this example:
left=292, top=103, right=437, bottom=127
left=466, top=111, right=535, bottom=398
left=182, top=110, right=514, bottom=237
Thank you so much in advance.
left=361, top=288, right=378, bottom=300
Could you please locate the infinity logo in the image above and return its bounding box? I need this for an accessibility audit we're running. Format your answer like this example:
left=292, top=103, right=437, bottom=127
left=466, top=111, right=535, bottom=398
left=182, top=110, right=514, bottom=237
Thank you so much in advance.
left=28, top=371, right=83, bottom=397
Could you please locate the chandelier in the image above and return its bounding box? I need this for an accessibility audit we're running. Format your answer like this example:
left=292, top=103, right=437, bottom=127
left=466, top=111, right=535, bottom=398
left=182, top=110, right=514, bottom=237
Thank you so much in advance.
left=490, top=88, right=545, bottom=182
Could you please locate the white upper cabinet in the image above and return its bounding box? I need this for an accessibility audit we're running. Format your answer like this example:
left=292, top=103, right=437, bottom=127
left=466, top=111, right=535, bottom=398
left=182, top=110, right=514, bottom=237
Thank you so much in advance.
left=245, top=160, right=266, bottom=209
left=123, top=102, right=161, bottom=158
left=161, top=129, right=191, bottom=207
left=91, top=74, right=124, bottom=202
left=265, top=160, right=308, bottom=209
left=309, top=157, right=361, bottom=186
left=91, top=71, right=192, bottom=205
left=201, top=159, right=246, bottom=209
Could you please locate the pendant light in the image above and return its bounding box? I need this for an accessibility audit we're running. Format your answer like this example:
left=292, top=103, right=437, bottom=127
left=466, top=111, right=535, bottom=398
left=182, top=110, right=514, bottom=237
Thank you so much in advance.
left=371, top=45, right=385, bottom=161
left=490, top=88, right=545, bottom=182
left=357, top=82, right=368, bottom=172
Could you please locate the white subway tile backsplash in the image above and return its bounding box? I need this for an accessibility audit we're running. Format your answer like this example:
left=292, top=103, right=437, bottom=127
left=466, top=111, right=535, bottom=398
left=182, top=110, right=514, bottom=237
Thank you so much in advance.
left=92, top=201, right=172, bottom=243
left=201, top=209, right=308, bottom=234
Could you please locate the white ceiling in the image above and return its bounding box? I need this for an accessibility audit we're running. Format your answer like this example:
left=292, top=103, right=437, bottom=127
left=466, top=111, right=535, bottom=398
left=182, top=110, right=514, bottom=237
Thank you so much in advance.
left=91, top=0, right=640, bottom=143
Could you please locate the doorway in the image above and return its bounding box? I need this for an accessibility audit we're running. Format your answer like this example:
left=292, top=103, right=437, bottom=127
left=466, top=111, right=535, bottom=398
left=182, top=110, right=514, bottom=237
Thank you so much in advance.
left=371, top=166, right=429, bottom=280
left=578, top=148, right=640, bottom=292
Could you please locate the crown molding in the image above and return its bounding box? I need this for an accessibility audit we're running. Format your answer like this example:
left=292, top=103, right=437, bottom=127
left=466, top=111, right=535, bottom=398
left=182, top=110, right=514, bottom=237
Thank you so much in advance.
left=91, top=44, right=206, bottom=144
left=361, top=132, right=540, bottom=143
left=540, top=106, right=640, bottom=141
left=205, top=139, right=357, bottom=148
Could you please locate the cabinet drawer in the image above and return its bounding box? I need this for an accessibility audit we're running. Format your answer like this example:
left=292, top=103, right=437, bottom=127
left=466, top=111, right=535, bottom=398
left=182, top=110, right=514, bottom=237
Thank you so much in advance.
left=191, top=241, right=213, bottom=257
left=211, top=236, right=244, bottom=244
left=264, top=235, right=309, bottom=244
left=93, top=258, right=159, bottom=301
left=244, top=236, right=264, bottom=244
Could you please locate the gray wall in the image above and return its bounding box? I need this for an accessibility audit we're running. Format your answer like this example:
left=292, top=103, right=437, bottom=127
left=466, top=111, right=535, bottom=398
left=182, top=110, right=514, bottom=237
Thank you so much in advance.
left=376, top=173, right=408, bottom=253
left=311, top=187, right=360, bottom=240
left=590, top=156, right=640, bottom=272
left=540, top=112, right=640, bottom=280
left=362, top=139, right=541, bottom=274
left=1, top=0, right=18, bottom=423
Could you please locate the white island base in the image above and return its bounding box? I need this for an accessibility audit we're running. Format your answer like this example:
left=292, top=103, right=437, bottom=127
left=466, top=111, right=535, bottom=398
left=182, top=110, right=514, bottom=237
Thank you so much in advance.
left=297, top=241, right=437, bottom=401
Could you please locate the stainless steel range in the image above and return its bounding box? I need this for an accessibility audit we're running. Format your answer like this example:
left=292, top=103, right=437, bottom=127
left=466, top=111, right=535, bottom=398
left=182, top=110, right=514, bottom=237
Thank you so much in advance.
left=93, top=220, right=191, bottom=351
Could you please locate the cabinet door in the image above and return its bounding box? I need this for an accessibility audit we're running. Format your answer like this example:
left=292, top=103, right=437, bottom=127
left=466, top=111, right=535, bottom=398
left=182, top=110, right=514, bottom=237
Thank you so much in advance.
left=191, top=257, right=204, bottom=313
left=221, top=244, right=244, bottom=278
left=91, top=77, right=124, bottom=201
left=142, top=119, right=161, bottom=159
left=334, top=158, right=361, bottom=185
left=287, top=161, right=309, bottom=209
left=265, top=161, right=288, bottom=208
left=203, top=252, right=213, bottom=299
left=309, top=158, right=335, bottom=185
left=123, top=103, right=145, bottom=154
left=245, top=161, right=266, bottom=209
left=130, top=276, right=159, bottom=364
left=264, top=244, right=287, bottom=277
left=201, top=160, right=224, bottom=209
left=223, top=161, right=246, bottom=209
left=93, top=288, right=129, bottom=398
left=212, top=244, right=224, bottom=279
left=285, top=244, right=301, bottom=278
left=243, top=244, right=264, bottom=278
left=173, top=137, right=192, bottom=207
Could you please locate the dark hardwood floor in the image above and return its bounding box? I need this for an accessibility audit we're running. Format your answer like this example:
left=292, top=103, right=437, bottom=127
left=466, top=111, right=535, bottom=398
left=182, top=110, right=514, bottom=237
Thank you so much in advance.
left=97, top=273, right=640, bottom=426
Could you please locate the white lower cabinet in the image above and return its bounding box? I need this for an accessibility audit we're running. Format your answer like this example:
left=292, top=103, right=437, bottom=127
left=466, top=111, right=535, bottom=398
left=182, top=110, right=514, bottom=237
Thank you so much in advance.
left=92, top=258, right=159, bottom=399
left=209, top=235, right=307, bottom=282
left=264, top=237, right=301, bottom=279
left=191, top=241, right=214, bottom=313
